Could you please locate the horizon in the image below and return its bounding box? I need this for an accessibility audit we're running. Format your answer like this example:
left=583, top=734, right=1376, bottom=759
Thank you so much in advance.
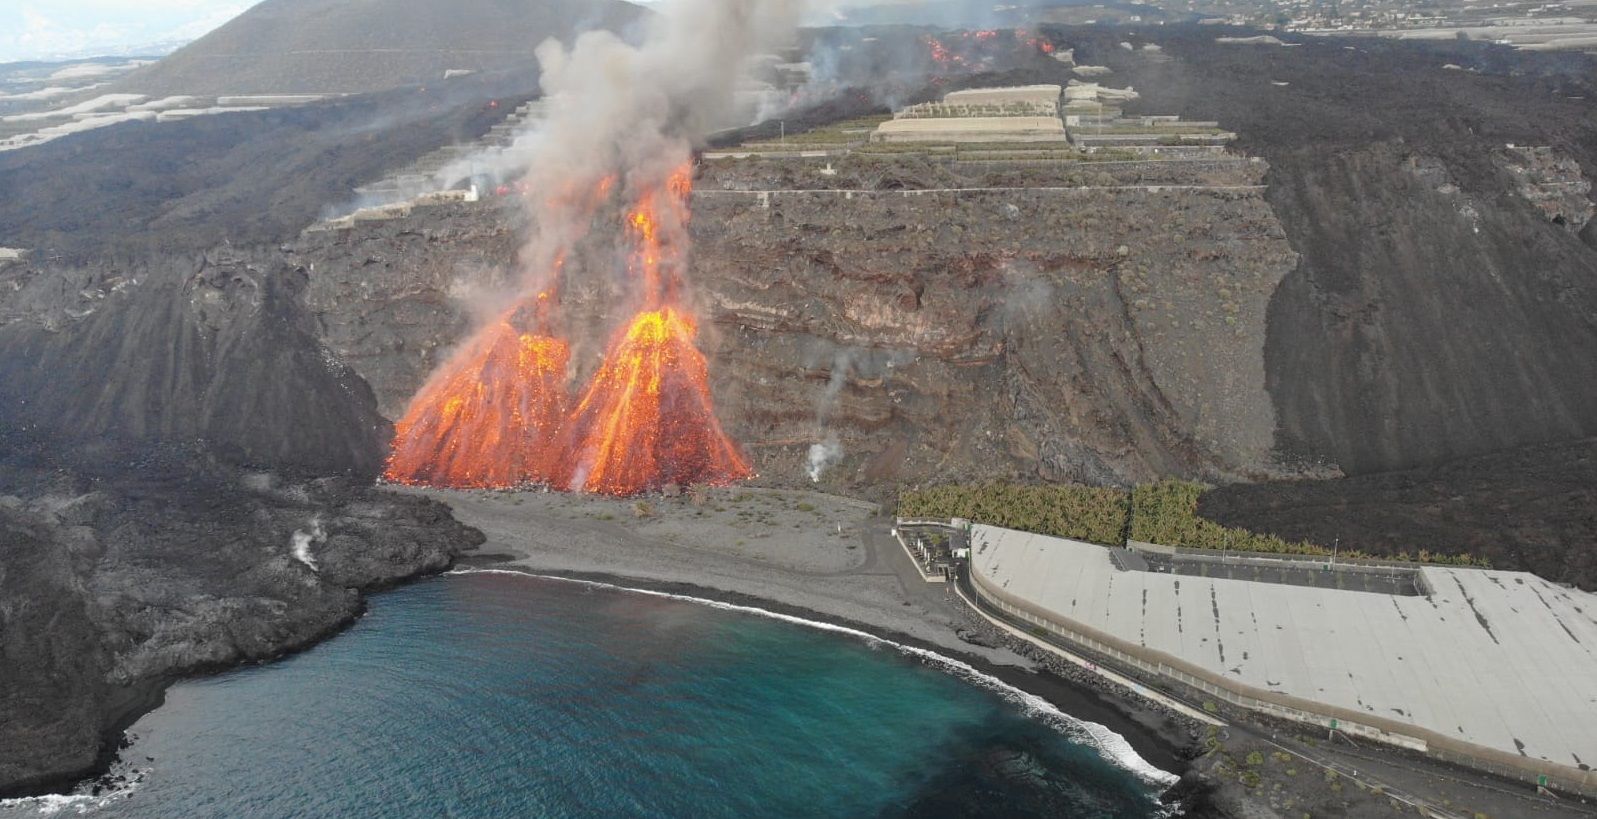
left=1, top=1, right=254, bottom=64
left=0, top=0, right=944, bottom=65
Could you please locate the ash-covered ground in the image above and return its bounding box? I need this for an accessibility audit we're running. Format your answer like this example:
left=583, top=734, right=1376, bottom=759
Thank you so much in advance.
left=4, top=19, right=1597, bottom=811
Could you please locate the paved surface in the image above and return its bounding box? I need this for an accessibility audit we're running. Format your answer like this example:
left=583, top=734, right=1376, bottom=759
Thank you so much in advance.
left=970, top=524, right=1597, bottom=772
left=1139, top=552, right=1422, bottom=595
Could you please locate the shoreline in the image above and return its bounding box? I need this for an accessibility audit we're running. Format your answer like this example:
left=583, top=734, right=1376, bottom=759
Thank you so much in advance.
left=4, top=484, right=1204, bottom=810
left=453, top=558, right=1197, bottom=781
left=418, top=485, right=1206, bottom=788
left=0, top=556, right=441, bottom=802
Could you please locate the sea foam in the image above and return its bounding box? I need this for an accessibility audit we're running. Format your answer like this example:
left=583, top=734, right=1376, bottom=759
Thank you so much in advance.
left=448, top=567, right=1181, bottom=789
left=0, top=772, right=141, bottom=816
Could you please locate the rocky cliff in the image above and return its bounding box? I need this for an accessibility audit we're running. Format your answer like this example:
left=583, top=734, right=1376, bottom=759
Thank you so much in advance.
left=297, top=156, right=1300, bottom=490
left=0, top=447, right=483, bottom=795
left=1061, top=28, right=1597, bottom=475
left=0, top=239, right=483, bottom=797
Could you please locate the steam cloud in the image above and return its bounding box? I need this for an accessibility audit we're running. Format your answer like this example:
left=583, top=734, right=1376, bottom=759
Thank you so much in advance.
left=800, top=342, right=918, bottom=482
left=390, top=0, right=830, bottom=493
left=807, top=348, right=854, bottom=481
left=807, top=436, right=842, bottom=482
left=291, top=517, right=325, bottom=571
left=510, top=0, right=815, bottom=293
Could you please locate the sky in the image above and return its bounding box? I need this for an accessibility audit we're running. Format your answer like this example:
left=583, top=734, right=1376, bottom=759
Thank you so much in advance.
left=0, top=0, right=931, bottom=64
left=0, top=1, right=253, bottom=64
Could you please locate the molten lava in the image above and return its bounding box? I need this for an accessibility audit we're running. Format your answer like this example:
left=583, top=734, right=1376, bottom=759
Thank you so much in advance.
left=385, top=300, right=570, bottom=488
left=923, top=28, right=1057, bottom=70
left=561, top=165, right=750, bottom=494
left=563, top=306, right=751, bottom=495
left=386, top=162, right=751, bottom=496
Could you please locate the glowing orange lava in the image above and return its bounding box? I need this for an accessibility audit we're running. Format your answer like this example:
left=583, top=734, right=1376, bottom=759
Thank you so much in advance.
left=923, top=28, right=1056, bottom=69
left=562, top=306, right=751, bottom=495
left=386, top=162, right=749, bottom=496
left=560, top=165, right=750, bottom=494
left=385, top=298, right=570, bottom=488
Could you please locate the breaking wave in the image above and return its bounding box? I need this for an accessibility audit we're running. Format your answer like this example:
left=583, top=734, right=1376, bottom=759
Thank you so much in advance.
left=448, top=567, right=1181, bottom=790
left=0, top=772, right=141, bottom=816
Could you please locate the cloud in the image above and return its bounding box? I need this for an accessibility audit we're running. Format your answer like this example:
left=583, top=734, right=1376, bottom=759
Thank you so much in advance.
left=0, top=2, right=248, bottom=63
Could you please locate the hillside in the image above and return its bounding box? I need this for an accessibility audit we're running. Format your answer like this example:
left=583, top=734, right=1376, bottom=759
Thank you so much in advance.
left=0, top=77, right=529, bottom=257
left=114, top=0, right=645, bottom=96
left=7, top=28, right=1597, bottom=492
left=1052, top=28, right=1597, bottom=476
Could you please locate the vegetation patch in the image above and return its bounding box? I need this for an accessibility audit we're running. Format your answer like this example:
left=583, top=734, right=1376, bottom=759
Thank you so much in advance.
left=900, top=479, right=1487, bottom=566
left=898, top=482, right=1129, bottom=545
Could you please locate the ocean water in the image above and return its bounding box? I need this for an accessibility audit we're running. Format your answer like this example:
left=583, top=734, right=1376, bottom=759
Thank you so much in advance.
left=5, top=572, right=1175, bottom=818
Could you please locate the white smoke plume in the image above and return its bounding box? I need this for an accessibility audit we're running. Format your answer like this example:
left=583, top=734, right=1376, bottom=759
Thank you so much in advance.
left=807, top=435, right=843, bottom=482
left=806, top=346, right=854, bottom=482
left=800, top=342, right=915, bottom=481
left=291, top=517, right=325, bottom=572
left=508, top=0, right=818, bottom=297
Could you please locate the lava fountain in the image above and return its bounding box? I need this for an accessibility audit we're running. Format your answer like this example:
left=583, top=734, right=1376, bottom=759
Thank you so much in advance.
left=385, top=295, right=570, bottom=489
left=383, top=0, right=799, bottom=496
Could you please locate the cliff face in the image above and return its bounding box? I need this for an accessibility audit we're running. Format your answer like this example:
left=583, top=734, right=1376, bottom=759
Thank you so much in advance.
left=296, top=159, right=1300, bottom=489
left=689, top=181, right=1296, bottom=487
left=296, top=208, right=528, bottom=420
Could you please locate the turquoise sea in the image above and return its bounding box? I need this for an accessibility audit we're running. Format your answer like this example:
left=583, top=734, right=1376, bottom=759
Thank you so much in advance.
left=3, top=571, right=1177, bottom=818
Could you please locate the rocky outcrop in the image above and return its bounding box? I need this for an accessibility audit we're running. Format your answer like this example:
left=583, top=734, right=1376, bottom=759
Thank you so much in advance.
left=295, top=202, right=526, bottom=418
left=0, top=242, right=489, bottom=796
left=0, top=454, right=483, bottom=796
left=1499, top=144, right=1594, bottom=232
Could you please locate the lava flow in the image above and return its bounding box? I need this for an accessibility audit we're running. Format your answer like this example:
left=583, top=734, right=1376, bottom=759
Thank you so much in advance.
left=562, top=166, right=751, bottom=495
left=385, top=164, right=750, bottom=496
left=563, top=306, right=751, bottom=495
left=923, top=28, right=1055, bottom=71
left=385, top=297, right=570, bottom=488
